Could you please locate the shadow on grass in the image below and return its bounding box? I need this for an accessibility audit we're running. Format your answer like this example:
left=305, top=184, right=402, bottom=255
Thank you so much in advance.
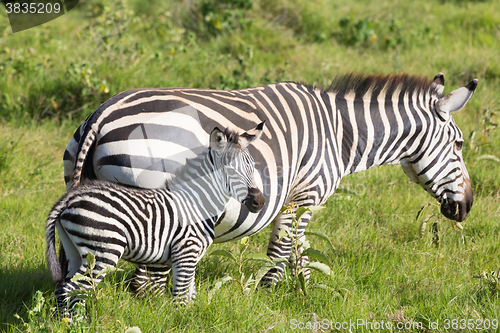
left=0, top=264, right=53, bottom=329
left=0, top=252, right=265, bottom=331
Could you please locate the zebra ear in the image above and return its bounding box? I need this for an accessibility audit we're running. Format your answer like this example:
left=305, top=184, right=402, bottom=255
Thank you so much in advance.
left=239, top=121, right=265, bottom=148
left=430, top=73, right=445, bottom=96
left=210, top=127, right=227, bottom=152
left=436, top=79, right=478, bottom=120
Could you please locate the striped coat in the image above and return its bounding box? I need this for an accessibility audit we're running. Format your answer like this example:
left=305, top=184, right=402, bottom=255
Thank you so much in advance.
left=63, top=73, right=476, bottom=284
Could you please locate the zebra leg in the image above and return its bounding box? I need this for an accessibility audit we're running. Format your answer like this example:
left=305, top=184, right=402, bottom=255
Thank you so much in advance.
left=171, top=261, right=197, bottom=304
left=132, top=265, right=171, bottom=295
left=55, top=256, right=116, bottom=318
left=170, top=232, right=212, bottom=304
left=261, top=209, right=312, bottom=286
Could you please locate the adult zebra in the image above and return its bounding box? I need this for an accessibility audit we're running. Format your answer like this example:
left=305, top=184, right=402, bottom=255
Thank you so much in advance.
left=47, top=124, right=265, bottom=314
left=64, top=73, right=477, bottom=285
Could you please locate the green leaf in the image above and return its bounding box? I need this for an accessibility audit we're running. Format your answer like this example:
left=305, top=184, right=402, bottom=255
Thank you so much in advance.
left=125, top=327, right=142, bottom=333
left=415, top=203, right=430, bottom=222
left=278, top=227, right=290, bottom=241
left=295, top=206, right=309, bottom=220
left=298, top=271, right=307, bottom=295
left=86, top=252, right=96, bottom=270
left=304, top=262, right=331, bottom=276
left=208, top=276, right=233, bottom=304
left=301, top=248, right=330, bottom=265
left=209, top=249, right=237, bottom=262
left=242, top=273, right=255, bottom=292
left=96, top=266, right=123, bottom=278
left=68, top=289, right=90, bottom=299
left=304, top=230, right=335, bottom=251
left=246, top=253, right=273, bottom=265
left=307, top=205, right=325, bottom=213
left=254, top=262, right=275, bottom=291
left=239, top=236, right=249, bottom=253
left=30, top=290, right=45, bottom=314
left=239, top=236, right=249, bottom=246
left=311, top=283, right=341, bottom=297
left=419, top=221, right=427, bottom=237
left=279, top=205, right=288, bottom=215
left=272, top=257, right=289, bottom=265
left=71, top=274, right=91, bottom=283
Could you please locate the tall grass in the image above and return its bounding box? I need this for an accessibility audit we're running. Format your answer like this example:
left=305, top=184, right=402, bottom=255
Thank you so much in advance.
left=1, top=0, right=499, bottom=331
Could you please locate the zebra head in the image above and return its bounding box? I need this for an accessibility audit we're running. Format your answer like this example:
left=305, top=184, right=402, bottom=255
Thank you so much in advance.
left=401, top=74, right=477, bottom=222
left=209, top=122, right=266, bottom=213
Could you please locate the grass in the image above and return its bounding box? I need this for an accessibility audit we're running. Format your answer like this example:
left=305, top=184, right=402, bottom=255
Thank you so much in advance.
left=1, top=0, right=500, bottom=331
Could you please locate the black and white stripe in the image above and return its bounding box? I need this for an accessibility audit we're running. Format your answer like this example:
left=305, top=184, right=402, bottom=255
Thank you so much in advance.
left=63, top=73, right=477, bottom=285
left=46, top=124, right=265, bottom=314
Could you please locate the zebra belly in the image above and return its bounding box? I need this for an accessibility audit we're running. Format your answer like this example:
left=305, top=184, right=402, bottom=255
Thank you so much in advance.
left=121, top=249, right=172, bottom=266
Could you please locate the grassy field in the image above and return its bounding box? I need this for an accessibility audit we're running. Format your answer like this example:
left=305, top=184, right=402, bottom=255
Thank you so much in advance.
left=1, top=0, right=499, bottom=332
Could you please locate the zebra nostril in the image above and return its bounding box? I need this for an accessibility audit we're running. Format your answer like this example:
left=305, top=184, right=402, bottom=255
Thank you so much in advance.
left=243, top=188, right=266, bottom=213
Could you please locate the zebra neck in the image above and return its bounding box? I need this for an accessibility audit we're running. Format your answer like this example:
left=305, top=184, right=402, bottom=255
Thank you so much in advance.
left=167, top=154, right=229, bottom=219
left=330, top=90, right=428, bottom=177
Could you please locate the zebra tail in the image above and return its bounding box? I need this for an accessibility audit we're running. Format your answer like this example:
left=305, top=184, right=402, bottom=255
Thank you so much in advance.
left=45, top=197, right=67, bottom=284
left=70, top=123, right=98, bottom=190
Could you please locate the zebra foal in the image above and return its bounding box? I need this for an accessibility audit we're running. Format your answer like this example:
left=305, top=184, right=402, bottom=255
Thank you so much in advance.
left=46, top=123, right=265, bottom=314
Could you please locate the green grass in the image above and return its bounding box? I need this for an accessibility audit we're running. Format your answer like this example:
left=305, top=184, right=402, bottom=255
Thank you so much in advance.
left=1, top=0, right=500, bottom=331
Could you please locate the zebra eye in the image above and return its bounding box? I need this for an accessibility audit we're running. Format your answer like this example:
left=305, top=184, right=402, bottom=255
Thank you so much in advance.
left=455, top=141, right=463, bottom=151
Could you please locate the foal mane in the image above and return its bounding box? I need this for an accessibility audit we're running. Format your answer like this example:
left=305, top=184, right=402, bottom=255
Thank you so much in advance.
left=167, top=127, right=241, bottom=188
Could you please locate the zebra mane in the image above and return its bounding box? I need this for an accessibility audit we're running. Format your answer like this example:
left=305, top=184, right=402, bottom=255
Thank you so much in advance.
left=223, top=128, right=240, bottom=145
left=326, top=73, right=437, bottom=98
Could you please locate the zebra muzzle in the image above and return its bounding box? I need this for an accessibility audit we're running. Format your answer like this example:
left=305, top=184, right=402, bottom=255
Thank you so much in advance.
left=243, top=188, right=266, bottom=213
left=440, top=178, right=473, bottom=222
left=440, top=197, right=472, bottom=222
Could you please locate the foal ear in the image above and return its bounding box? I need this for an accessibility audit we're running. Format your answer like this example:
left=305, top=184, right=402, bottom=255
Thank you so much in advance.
left=239, top=121, right=265, bottom=148
left=210, top=127, right=227, bottom=152
left=436, top=79, right=478, bottom=121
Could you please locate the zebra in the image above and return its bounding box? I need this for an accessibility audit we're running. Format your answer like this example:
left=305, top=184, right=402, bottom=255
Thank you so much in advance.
left=46, top=123, right=265, bottom=314
left=63, top=73, right=477, bottom=286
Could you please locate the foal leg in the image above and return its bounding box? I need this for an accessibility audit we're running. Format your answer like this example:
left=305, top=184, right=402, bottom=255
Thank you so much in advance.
left=170, top=227, right=213, bottom=304
left=55, top=252, right=118, bottom=319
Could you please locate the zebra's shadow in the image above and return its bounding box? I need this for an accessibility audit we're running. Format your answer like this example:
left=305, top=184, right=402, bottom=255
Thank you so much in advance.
left=1, top=252, right=254, bottom=329
left=0, top=264, right=53, bottom=328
